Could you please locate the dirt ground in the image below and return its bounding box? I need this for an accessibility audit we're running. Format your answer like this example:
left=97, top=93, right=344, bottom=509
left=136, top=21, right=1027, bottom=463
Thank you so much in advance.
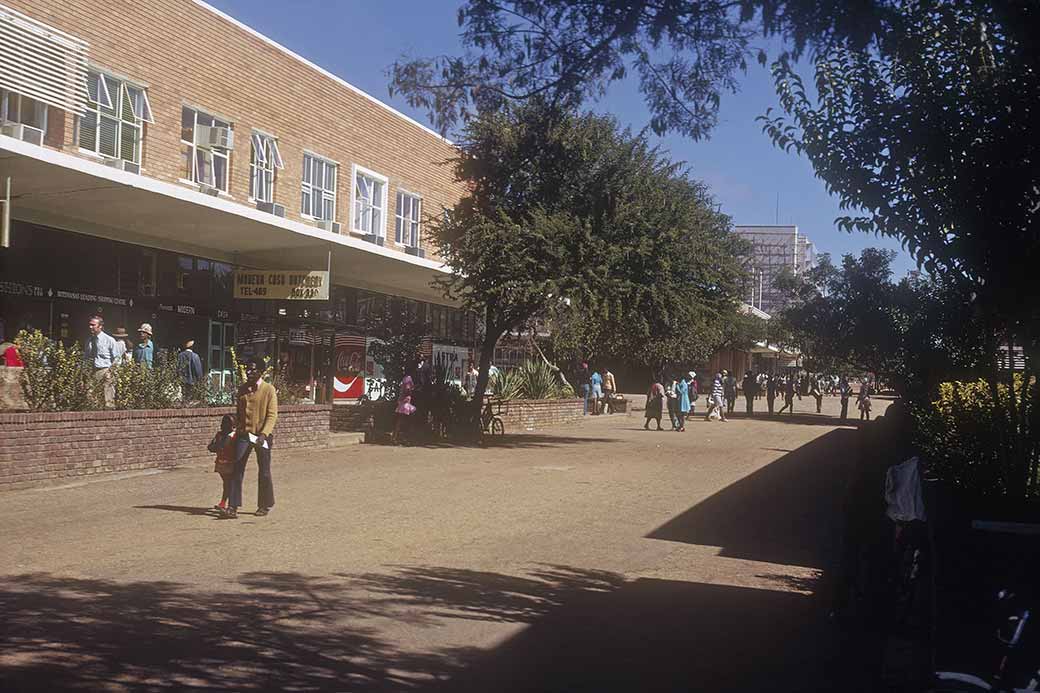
left=0, top=395, right=888, bottom=692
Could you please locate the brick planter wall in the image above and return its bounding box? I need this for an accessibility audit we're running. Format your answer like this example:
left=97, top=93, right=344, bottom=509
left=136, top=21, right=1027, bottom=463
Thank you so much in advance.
left=331, top=398, right=586, bottom=434
left=498, top=399, right=584, bottom=432
left=0, top=404, right=330, bottom=490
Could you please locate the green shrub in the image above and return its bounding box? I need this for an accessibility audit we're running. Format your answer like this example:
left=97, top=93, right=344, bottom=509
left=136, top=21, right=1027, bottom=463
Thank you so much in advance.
left=490, top=367, right=523, bottom=400
left=912, top=376, right=1037, bottom=498
left=15, top=329, right=101, bottom=411
left=518, top=359, right=559, bottom=399
left=111, top=349, right=183, bottom=410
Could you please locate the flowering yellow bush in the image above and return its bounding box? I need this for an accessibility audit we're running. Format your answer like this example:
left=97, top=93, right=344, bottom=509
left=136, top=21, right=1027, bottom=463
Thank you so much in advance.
left=914, top=375, right=1036, bottom=498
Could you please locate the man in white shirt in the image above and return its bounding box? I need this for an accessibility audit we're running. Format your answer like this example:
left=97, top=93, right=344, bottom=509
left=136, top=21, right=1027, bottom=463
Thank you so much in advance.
left=85, top=315, right=119, bottom=408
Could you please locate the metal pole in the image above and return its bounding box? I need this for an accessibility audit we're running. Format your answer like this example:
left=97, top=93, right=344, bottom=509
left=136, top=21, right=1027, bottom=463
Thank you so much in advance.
left=1, top=176, right=10, bottom=248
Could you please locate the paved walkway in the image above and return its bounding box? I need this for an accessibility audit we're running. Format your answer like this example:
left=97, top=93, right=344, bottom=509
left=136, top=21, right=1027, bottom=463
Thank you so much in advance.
left=0, top=397, right=885, bottom=691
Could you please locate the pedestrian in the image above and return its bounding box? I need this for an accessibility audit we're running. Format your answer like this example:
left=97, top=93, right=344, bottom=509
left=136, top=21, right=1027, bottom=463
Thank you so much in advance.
left=676, top=373, right=690, bottom=431
left=838, top=376, right=851, bottom=421
left=590, top=368, right=603, bottom=415
left=392, top=373, right=416, bottom=444
left=177, top=338, right=204, bottom=400
left=224, top=356, right=278, bottom=519
left=207, top=413, right=237, bottom=512
left=686, top=371, right=698, bottom=417
left=133, top=323, right=154, bottom=367
left=111, top=327, right=132, bottom=364
left=723, top=369, right=737, bottom=415
left=644, top=378, right=665, bottom=430
left=858, top=379, right=873, bottom=421
left=466, top=365, right=479, bottom=397
left=766, top=375, right=777, bottom=415
left=778, top=377, right=796, bottom=415
left=665, top=376, right=680, bottom=429
left=810, top=376, right=824, bottom=413
left=602, top=368, right=617, bottom=414
left=706, top=372, right=727, bottom=421
left=742, top=370, right=757, bottom=415
left=85, top=314, right=119, bottom=408
left=577, top=362, right=592, bottom=415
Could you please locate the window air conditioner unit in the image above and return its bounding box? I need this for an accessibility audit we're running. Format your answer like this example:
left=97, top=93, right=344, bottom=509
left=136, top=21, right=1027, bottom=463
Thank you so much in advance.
left=256, top=200, right=286, bottom=217
left=199, top=184, right=221, bottom=196
left=195, top=124, right=234, bottom=150
left=102, top=158, right=140, bottom=174
left=1, top=122, right=44, bottom=146
left=314, top=219, right=341, bottom=234
left=405, top=246, right=426, bottom=258
left=361, top=233, right=385, bottom=247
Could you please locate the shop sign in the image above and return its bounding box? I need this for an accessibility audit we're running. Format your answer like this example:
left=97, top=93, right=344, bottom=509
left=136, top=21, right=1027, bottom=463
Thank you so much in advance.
left=53, top=289, right=128, bottom=306
left=0, top=281, right=45, bottom=297
left=233, top=270, right=329, bottom=300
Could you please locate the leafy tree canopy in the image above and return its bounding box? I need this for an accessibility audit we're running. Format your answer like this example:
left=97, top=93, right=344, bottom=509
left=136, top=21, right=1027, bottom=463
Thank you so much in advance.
left=389, top=0, right=899, bottom=139
left=776, top=248, right=988, bottom=395
left=436, top=99, right=748, bottom=403
left=759, top=0, right=1040, bottom=346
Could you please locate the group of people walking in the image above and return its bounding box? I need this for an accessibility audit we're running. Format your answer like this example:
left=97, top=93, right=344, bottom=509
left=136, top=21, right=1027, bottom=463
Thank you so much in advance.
left=644, top=369, right=876, bottom=428
left=86, top=314, right=205, bottom=406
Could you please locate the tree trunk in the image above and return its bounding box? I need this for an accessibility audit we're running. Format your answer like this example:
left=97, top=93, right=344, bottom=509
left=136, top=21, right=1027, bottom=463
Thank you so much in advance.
left=530, top=333, right=572, bottom=391
left=468, top=325, right=504, bottom=437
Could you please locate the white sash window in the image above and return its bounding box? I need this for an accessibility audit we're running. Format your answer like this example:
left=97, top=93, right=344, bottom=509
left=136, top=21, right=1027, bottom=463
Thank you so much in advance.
left=352, top=165, right=388, bottom=236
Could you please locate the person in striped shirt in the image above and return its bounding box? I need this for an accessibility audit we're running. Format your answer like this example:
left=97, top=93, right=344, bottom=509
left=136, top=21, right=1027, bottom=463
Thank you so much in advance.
left=705, top=372, right=727, bottom=422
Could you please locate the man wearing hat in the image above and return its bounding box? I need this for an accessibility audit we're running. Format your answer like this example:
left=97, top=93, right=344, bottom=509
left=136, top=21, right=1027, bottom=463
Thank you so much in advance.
left=177, top=337, right=204, bottom=399
left=112, top=327, right=132, bottom=364
left=133, top=323, right=155, bottom=367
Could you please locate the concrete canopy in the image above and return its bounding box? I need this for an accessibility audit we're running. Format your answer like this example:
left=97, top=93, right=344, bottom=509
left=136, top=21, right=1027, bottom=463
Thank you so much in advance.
left=0, top=136, right=455, bottom=305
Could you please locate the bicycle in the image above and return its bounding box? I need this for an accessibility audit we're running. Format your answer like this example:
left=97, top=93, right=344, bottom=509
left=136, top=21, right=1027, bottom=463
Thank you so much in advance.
left=928, top=589, right=1037, bottom=691
left=480, top=395, right=505, bottom=436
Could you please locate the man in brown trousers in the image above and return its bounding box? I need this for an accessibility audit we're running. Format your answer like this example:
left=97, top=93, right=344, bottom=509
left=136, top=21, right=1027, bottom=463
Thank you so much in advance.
left=223, top=356, right=278, bottom=519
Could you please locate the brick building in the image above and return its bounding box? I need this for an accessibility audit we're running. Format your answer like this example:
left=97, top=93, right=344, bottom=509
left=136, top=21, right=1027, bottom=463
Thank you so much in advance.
left=0, top=0, right=477, bottom=402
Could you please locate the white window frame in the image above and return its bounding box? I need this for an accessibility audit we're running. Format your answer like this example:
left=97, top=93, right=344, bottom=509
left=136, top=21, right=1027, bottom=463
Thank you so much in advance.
left=301, top=152, right=338, bottom=221
left=394, top=190, right=422, bottom=247
left=180, top=106, right=231, bottom=193
left=77, top=70, right=148, bottom=164
left=351, top=164, right=388, bottom=237
left=249, top=131, right=283, bottom=203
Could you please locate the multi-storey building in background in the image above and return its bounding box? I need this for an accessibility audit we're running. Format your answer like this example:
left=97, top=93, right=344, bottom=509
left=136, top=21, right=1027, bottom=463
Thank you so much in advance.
left=0, top=0, right=477, bottom=402
left=732, top=225, right=815, bottom=317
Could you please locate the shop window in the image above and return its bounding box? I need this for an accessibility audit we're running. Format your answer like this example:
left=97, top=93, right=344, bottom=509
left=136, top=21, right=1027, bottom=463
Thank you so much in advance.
left=78, top=70, right=151, bottom=164
left=301, top=153, right=336, bottom=220
left=212, top=262, right=233, bottom=300
left=351, top=165, right=387, bottom=236
left=181, top=106, right=232, bottom=192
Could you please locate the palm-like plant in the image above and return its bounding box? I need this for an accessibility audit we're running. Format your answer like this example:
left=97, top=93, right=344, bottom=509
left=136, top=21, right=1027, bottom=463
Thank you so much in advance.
left=518, top=359, right=559, bottom=399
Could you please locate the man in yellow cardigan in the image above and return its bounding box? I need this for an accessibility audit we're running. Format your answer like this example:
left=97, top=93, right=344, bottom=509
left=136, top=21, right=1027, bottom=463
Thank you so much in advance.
left=223, top=356, right=278, bottom=519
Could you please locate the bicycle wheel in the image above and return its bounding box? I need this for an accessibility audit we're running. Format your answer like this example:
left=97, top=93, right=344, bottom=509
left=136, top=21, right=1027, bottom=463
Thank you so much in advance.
left=490, top=417, right=504, bottom=436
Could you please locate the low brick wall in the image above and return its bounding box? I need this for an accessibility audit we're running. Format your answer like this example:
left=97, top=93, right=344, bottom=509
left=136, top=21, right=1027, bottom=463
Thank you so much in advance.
left=331, top=398, right=586, bottom=434
left=0, top=404, right=331, bottom=490
left=499, top=398, right=584, bottom=431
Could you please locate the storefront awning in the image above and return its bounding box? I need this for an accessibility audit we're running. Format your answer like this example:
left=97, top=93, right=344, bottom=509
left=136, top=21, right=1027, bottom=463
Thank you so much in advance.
left=0, top=136, right=455, bottom=305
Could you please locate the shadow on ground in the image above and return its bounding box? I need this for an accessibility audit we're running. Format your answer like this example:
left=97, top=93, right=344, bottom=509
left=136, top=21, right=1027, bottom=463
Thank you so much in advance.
left=380, top=434, right=622, bottom=450
left=647, top=428, right=858, bottom=569
left=2, top=427, right=870, bottom=691
left=0, top=565, right=864, bottom=692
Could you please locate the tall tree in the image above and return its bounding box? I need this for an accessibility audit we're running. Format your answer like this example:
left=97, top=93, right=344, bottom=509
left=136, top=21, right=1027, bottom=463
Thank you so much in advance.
left=434, top=100, right=746, bottom=423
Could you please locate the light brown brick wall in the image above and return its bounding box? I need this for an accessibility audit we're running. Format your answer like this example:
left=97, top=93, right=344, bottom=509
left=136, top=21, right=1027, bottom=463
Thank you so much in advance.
left=0, top=404, right=331, bottom=490
left=4, top=0, right=464, bottom=260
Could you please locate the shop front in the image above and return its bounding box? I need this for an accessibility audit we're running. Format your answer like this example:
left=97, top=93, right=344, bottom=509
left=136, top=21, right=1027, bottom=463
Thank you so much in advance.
left=1, top=221, right=476, bottom=407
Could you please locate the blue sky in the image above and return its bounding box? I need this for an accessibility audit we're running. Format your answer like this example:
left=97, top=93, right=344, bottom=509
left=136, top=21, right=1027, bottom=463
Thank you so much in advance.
left=206, top=0, right=914, bottom=277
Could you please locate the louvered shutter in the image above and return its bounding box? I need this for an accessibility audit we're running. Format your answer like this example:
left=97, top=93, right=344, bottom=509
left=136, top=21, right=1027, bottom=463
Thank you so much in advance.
left=0, top=3, right=89, bottom=114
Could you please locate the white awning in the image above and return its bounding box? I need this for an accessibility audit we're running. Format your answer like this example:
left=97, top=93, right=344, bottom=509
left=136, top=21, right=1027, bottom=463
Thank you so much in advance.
left=0, top=3, right=89, bottom=114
